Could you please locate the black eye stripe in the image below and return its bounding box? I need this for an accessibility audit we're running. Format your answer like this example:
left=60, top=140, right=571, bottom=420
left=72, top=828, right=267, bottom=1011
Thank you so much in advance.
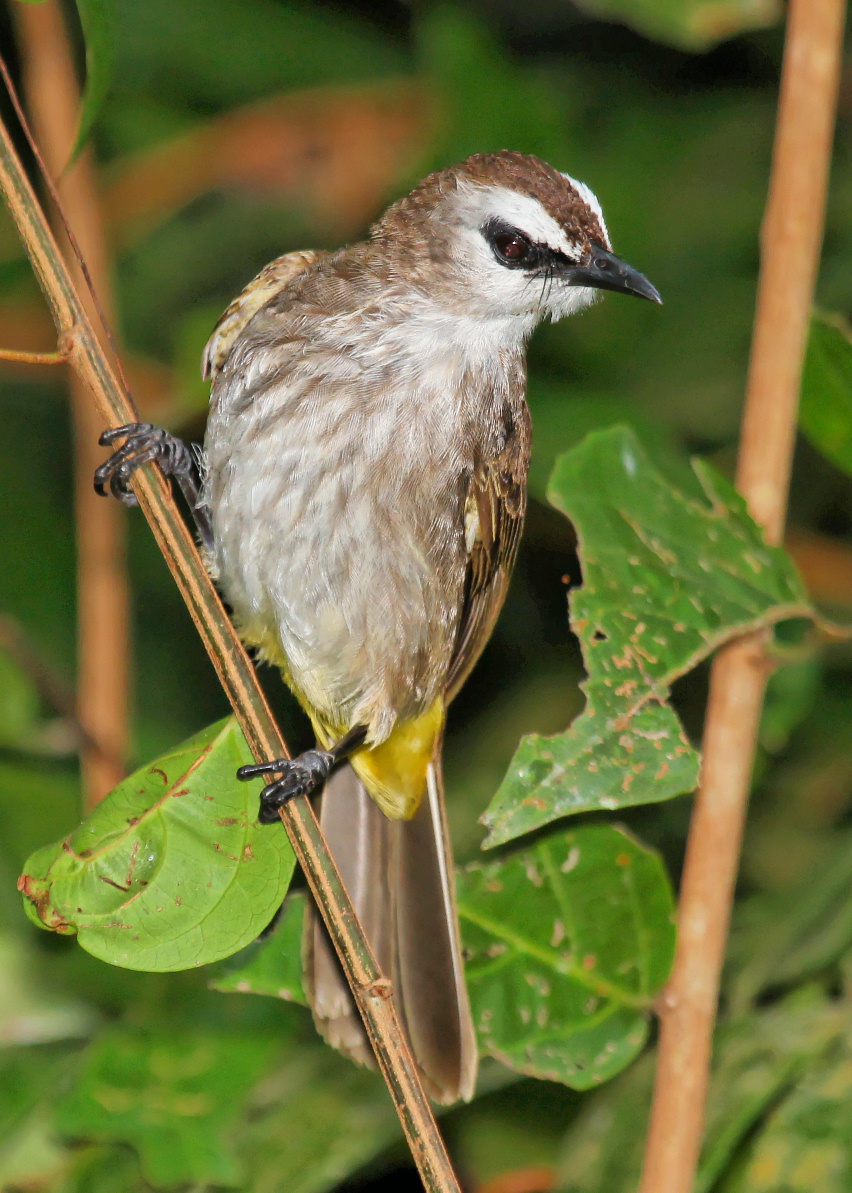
left=482, top=218, right=578, bottom=272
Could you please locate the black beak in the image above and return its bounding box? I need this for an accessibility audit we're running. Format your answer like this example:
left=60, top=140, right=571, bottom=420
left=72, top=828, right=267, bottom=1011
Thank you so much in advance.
left=566, top=247, right=662, bottom=304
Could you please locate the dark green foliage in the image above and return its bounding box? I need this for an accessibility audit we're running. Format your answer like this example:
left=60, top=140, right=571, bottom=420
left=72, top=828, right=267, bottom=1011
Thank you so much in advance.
left=3, top=0, right=852, bottom=1189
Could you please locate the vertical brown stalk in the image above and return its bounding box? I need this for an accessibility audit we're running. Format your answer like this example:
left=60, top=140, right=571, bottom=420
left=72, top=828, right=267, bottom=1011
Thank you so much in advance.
left=638, top=2, right=845, bottom=1191
left=13, top=0, right=128, bottom=806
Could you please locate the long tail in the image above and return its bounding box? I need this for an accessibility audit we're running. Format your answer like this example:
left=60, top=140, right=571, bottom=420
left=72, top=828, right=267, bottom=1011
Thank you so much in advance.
left=305, top=745, right=478, bottom=1104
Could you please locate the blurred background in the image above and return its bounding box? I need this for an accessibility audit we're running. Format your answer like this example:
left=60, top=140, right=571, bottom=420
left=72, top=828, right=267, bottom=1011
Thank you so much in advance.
left=1, top=0, right=852, bottom=1189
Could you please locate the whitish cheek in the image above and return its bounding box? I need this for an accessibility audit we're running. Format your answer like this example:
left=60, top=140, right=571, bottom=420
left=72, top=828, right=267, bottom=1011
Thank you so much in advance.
left=548, top=286, right=600, bottom=321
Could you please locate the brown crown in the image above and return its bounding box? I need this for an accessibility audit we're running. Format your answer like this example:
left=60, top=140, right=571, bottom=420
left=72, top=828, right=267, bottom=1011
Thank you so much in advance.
left=373, top=150, right=606, bottom=247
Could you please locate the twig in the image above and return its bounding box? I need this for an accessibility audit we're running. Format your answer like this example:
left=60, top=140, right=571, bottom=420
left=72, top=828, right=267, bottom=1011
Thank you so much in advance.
left=638, top=2, right=846, bottom=1190
left=13, top=0, right=129, bottom=807
left=0, top=72, right=461, bottom=1193
left=0, top=346, right=68, bottom=364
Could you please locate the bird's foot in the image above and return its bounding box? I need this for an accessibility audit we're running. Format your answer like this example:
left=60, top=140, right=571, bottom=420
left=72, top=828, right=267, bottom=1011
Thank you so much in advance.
left=237, top=750, right=335, bottom=824
left=94, top=423, right=195, bottom=507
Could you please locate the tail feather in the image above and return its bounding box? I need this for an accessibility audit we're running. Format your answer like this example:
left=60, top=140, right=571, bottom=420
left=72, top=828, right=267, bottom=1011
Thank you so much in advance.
left=306, top=752, right=478, bottom=1104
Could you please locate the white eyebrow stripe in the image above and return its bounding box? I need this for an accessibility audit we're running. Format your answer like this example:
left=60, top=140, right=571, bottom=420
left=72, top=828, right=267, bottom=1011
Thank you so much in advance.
left=458, top=183, right=581, bottom=259
left=563, top=174, right=610, bottom=248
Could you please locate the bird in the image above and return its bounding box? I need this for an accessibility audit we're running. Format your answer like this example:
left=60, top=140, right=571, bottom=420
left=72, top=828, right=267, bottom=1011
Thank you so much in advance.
left=94, top=150, right=660, bottom=1105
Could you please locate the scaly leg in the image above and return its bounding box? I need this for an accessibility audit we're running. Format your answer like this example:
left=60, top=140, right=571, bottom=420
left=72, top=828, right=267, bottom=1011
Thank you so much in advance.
left=94, top=422, right=213, bottom=554
left=239, top=725, right=369, bottom=824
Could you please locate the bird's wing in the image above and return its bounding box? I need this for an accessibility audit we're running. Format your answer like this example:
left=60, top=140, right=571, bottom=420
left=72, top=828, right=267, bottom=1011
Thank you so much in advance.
left=201, top=249, right=325, bottom=382
left=445, top=416, right=530, bottom=703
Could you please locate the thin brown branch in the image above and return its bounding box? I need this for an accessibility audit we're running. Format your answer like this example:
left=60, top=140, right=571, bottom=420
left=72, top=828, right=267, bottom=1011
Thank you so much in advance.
left=0, top=346, right=68, bottom=364
left=638, top=2, right=846, bottom=1191
left=13, top=0, right=129, bottom=808
left=0, top=68, right=461, bottom=1193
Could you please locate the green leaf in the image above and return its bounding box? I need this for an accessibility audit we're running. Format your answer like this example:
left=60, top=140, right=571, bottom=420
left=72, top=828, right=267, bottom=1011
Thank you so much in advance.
left=209, top=890, right=308, bottom=1005
left=799, top=312, right=852, bottom=481
left=69, top=0, right=115, bottom=159
left=458, top=824, right=675, bottom=1089
left=18, top=718, right=295, bottom=971
left=55, top=1025, right=274, bottom=1187
left=568, top=0, right=781, bottom=53
left=482, top=427, right=811, bottom=848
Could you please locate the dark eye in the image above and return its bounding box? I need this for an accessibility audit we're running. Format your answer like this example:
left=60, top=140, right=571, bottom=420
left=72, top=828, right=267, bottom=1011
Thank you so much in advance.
left=493, top=232, right=530, bottom=263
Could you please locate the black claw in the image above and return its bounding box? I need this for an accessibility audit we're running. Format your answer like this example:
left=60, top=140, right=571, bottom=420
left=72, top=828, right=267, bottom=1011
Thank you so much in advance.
left=238, top=750, right=334, bottom=823
left=94, top=422, right=195, bottom=505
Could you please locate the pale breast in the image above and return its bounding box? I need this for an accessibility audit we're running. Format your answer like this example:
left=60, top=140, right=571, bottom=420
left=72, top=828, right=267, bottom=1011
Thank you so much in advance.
left=203, top=265, right=526, bottom=744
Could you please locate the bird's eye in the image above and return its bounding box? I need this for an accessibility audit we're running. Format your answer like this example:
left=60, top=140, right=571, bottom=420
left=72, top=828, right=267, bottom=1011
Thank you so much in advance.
left=493, top=232, right=530, bottom=263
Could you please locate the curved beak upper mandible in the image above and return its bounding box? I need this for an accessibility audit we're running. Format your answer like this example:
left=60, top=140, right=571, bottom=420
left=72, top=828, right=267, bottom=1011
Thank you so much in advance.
left=566, top=247, right=662, bottom=304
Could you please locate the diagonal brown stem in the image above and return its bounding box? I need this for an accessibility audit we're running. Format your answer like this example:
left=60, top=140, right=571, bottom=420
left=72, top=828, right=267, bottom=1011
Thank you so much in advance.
left=638, top=2, right=846, bottom=1190
left=0, top=93, right=461, bottom=1193
left=14, top=0, right=130, bottom=808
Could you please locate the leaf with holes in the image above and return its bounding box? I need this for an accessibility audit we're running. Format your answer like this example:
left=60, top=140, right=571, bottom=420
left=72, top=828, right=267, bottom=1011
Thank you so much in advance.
left=458, top=824, right=675, bottom=1089
left=18, top=718, right=295, bottom=971
left=482, top=427, right=811, bottom=848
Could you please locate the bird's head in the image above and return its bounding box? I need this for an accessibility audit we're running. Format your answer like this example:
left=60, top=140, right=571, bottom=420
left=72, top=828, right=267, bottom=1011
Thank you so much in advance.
left=371, top=151, right=661, bottom=327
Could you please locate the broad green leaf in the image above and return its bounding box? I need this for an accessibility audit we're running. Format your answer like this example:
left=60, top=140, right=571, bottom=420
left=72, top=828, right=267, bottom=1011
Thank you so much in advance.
left=18, top=718, right=296, bottom=971
left=569, top=0, right=781, bottom=52
left=458, top=824, right=675, bottom=1089
left=556, top=1000, right=848, bottom=1193
left=55, top=1026, right=274, bottom=1187
left=209, top=890, right=308, bottom=1005
left=70, top=0, right=116, bottom=160
left=799, top=312, right=852, bottom=480
left=482, top=428, right=811, bottom=848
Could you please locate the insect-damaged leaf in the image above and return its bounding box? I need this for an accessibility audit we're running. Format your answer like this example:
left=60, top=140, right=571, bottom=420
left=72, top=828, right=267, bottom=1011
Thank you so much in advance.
left=18, top=718, right=295, bottom=971
left=458, top=824, right=675, bottom=1089
left=482, top=427, right=811, bottom=848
